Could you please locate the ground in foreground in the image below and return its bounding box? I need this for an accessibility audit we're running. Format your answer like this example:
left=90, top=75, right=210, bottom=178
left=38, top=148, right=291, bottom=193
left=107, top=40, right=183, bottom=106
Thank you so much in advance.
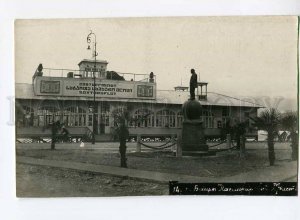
left=16, top=163, right=168, bottom=197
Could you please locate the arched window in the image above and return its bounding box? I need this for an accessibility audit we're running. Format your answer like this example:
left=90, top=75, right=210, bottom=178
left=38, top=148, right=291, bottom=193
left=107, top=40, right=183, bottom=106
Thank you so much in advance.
left=177, top=111, right=183, bottom=128
left=156, top=109, right=176, bottom=128
left=132, top=109, right=154, bottom=127
left=63, top=106, right=86, bottom=127
left=201, top=110, right=214, bottom=128
left=37, top=106, right=61, bottom=127
left=112, top=107, right=127, bottom=127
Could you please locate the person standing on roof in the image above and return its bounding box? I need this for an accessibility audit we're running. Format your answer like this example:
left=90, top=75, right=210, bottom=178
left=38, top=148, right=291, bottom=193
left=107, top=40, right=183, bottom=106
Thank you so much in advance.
left=189, top=69, right=198, bottom=100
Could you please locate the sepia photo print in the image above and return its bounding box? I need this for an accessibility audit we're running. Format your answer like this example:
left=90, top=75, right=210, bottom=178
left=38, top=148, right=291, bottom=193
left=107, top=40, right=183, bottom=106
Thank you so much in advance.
left=15, top=16, right=298, bottom=197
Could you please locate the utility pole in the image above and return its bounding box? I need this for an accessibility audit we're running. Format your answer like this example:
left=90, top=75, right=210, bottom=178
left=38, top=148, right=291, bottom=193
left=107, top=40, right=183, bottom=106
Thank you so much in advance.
left=87, top=30, right=98, bottom=144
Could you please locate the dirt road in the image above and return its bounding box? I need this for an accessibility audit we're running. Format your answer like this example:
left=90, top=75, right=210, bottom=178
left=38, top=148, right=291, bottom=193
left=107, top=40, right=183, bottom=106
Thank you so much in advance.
left=16, top=163, right=168, bottom=197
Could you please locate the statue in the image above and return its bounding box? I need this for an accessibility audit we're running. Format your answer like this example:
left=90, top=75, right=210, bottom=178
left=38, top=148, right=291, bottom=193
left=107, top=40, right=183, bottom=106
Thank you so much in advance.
left=189, top=69, right=197, bottom=100
left=180, top=69, right=208, bottom=156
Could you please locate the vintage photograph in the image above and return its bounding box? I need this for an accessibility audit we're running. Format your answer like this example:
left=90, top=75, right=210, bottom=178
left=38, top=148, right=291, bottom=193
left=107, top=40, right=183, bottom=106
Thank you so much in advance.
left=15, top=16, right=298, bottom=197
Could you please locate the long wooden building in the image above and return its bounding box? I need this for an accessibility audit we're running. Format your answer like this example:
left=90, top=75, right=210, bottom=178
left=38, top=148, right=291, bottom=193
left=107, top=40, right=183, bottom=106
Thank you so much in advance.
left=15, top=59, right=262, bottom=141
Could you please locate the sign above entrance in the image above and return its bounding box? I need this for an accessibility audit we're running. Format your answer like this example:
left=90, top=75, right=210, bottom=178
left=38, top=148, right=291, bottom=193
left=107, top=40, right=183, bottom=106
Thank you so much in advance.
left=33, top=76, right=156, bottom=100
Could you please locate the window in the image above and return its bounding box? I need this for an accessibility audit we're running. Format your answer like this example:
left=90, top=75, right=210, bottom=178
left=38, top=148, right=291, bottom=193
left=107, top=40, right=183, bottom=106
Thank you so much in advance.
left=84, top=67, right=105, bottom=78
left=113, top=107, right=127, bottom=127
left=88, top=115, right=93, bottom=126
left=201, top=110, right=214, bottom=128
left=100, top=114, right=109, bottom=126
left=244, top=111, right=251, bottom=128
left=222, top=106, right=230, bottom=117
left=156, top=109, right=176, bottom=128
left=63, top=106, right=86, bottom=127
left=177, top=111, right=183, bottom=128
left=19, top=106, right=34, bottom=127
left=37, top=106, right=61, bottom=127
left=131, top=109, right=154, bottom=127
left=217, top=120, right=222, bottom=128
left=100, top=102, right=110, bottom=126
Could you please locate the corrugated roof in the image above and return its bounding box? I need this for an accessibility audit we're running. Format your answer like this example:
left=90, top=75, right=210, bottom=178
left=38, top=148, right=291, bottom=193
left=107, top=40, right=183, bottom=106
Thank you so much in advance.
left=15, top=83, right=262, bottom=108
left=156, top=90, right=262, bottom=107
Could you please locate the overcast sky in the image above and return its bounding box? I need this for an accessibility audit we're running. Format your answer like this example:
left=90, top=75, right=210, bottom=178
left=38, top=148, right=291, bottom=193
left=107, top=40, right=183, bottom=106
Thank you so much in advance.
left=15, top=16, right=298, bottom=109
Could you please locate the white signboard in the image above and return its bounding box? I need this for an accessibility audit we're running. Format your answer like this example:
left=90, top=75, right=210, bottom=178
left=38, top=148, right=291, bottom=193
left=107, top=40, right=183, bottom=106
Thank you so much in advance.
left=34, top=77, right=155, bottom=100
left=64, top=80, right=134, bottom=98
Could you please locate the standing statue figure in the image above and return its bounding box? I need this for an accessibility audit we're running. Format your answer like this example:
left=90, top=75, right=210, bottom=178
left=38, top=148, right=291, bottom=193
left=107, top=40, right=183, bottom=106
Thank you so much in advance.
left=189, top=69, right=198, bottom=100
left=181, top=68, right=208, bottom=156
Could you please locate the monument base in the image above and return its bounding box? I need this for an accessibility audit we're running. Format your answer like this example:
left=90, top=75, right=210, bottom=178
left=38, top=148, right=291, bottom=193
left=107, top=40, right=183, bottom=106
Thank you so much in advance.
left=181, top=120, right=208, bottom=156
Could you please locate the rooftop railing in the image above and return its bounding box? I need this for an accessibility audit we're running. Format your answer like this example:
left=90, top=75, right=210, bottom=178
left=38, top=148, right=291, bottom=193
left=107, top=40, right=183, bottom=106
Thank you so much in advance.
left=36, top=68, right=156, bottom=83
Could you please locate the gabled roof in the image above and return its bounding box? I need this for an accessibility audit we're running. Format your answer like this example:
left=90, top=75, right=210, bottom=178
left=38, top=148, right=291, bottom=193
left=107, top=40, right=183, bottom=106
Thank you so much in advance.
left=15, top=83, right=263, bottom=108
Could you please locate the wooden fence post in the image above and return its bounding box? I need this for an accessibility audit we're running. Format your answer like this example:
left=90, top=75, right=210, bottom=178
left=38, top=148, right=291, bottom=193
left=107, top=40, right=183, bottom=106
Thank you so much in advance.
left=240, top=135, right=246, bottom=158
left=226, top=133, right=231, bottom=149
left=176, top=132, right=182, bottom=157
left=171, top=134, right=176, bottom=152
left=136, top=134, right=141, bottom=153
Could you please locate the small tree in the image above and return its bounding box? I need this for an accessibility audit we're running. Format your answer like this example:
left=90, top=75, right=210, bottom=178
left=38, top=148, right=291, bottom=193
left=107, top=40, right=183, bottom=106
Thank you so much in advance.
left=112, top=108, right=130, bottom=168
left=50, top=121, right=61, bottom=150
left=281, top=111, right=298, bottom=160
left=112, top=107, right=152, bottom=167
left=233, top=122, right=247, bottom=150
left=15, top=101, right=25, bottom=127
left=251, top=108, right=281, bottom=166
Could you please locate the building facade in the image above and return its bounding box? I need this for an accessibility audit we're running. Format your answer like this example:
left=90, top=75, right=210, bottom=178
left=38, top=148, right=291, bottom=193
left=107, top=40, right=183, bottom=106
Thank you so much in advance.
left=15, top=59, right=261, bottom=140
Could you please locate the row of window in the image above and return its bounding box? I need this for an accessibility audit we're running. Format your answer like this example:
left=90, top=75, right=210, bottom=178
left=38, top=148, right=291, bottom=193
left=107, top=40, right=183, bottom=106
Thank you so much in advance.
left=82, top=67, right=106, bottom=78
left=20, top=106, right=102, bottom=127
left=19, top=105, right=223, bottom=129
left=117, top=109, right=215, bottom=128
left=128, top=109, right=179, bottom=128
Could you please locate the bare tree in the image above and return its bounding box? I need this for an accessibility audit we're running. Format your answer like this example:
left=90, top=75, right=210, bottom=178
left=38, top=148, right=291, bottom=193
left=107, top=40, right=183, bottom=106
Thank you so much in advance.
left=112, top=107, right=152, bottom=167
left=251, top=108, right=281, bottom=166
left=281, top=111, right=298, bottom=160
left=112, top=108, right=130, bottom=168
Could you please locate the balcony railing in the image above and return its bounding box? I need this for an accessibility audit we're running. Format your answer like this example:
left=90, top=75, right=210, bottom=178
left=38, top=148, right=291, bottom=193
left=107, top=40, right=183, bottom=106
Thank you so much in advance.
left=35, top=68, right=156, bottom=83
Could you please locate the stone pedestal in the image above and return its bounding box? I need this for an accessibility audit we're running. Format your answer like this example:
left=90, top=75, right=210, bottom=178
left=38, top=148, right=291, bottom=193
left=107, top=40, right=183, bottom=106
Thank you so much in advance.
left=182, top=120, right=208, bottom=155
left=181, top=99, right=208, bottom=156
